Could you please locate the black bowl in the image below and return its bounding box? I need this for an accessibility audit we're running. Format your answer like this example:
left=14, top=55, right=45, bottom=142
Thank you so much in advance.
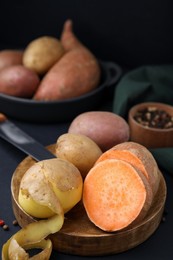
left=0, top=61, right=122, bottom=123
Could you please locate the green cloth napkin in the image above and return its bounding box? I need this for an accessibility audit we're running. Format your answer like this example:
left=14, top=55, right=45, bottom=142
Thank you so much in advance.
left=112, top=65, right=173, bottom=175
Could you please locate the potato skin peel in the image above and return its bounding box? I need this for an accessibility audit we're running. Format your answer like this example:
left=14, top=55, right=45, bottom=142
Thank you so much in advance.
left=2, top=158, right=83, bottom=259
left=19, top=158, right=83, bottom=217
left=2, top=214, right=63, bottom=260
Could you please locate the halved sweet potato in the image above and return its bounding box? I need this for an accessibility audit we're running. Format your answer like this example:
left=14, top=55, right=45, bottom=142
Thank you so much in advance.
left=83, top=159, right=153, bottom=232
left=110, top=142, right=160, bottom=196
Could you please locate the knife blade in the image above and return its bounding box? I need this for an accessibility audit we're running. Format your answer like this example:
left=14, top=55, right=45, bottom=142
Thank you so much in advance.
left=0, top=113, right=56, bottom=161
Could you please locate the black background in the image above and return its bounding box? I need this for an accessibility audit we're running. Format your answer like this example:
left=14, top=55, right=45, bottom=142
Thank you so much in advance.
left=0, top=0, right=173, bottom=68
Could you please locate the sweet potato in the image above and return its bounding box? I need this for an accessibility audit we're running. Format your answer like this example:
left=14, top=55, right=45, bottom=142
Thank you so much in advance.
left=108, top=142, right=160, bottom=196
left=33, top=20, right=101, bottom=101
left=0, top=49, right=23, bottom=71
left=83, top=159, right=153, bottom=232
left=60, top=19, right=86, bottom=51
left=0, top=65, right=40, bottom=97
left=68, top=111, right=130, bottom=151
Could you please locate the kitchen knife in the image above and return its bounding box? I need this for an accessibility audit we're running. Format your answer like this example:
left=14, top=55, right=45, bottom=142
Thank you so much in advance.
left=0, top=113, right=56, bottom=161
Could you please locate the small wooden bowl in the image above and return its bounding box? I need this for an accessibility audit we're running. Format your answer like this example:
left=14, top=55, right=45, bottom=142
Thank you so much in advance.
left=11, top=145, right=167, bottom=256
left=128, top=102, right=173, bottom=148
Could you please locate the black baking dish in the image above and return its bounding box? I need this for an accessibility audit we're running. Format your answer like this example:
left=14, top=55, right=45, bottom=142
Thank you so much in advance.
left=0, top=61, right=122, bottom=123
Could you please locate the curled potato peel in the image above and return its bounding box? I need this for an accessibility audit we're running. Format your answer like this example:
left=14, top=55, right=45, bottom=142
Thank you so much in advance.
left=2, top=214, right=63, bottom=260
left=2, top=158, right=83, bottom=259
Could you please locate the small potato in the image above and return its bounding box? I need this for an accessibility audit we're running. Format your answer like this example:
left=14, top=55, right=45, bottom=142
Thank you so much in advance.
left=55, top=133, right=102, bottom=178
left=0, top=49, right=23, bottom=71
left=0, top=65, right=40, bottom=97
left=23, top=36, right=65, bottom=75
left=18, top=158, right=83, bottom=218
left=68, top=111, right=130, bottom=151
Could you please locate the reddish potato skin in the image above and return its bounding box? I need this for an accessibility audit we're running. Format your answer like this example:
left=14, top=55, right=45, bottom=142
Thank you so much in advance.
left=0, top=65, right=40, bottom=97
left=68, top=111, right=130, bottom=151
left=33, top=19, right=101, bottom=101
left=33, top=49, right=100, bottom=101
left=0, top=50, right=23, bottom=71
left=60, top=19, right=87, bottom=51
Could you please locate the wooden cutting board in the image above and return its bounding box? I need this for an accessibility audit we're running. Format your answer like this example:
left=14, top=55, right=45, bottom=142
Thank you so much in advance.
left=11, top=145, right=167, bottom=256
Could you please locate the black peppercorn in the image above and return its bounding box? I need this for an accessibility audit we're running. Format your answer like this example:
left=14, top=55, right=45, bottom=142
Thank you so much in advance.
left=134, top=107, right=173, bottom=129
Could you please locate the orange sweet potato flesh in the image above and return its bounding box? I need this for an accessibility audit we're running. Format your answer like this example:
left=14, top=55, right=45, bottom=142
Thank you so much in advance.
left=109, top=142, right=160, bottom=196
left=95, top=148, right=159, bottom=196
left=33, top=20, right=101, bottom=101
left=83, top=159, right=153, bottom=232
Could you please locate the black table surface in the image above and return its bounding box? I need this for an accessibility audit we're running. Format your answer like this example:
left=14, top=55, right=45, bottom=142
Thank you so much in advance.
left=0, top=102, right=173, bottom=260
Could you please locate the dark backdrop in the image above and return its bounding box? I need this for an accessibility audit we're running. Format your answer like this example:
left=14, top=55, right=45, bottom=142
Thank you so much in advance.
left=0, top=0, right=173, bottom=68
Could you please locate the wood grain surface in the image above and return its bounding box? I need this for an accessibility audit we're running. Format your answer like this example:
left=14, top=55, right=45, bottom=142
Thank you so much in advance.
left=11, top=145, right=167, bottom=256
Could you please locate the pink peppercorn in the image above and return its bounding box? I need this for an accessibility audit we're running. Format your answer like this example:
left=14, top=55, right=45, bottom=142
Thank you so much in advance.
left=0, top=219, right=5, bottom=226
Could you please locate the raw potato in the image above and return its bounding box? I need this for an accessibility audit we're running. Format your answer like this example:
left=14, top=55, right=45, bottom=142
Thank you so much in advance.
left=33, top=20, right=101, bottom=101
left=55, top=133, right=102, bottom=178
left=83, top=159, right=153, bottom=232
left=23, top=36, right=64, bottom=75
left=0, top=49, right=23, bottom=71
left=0, top=65, right=40, bottom=97
left=18, top=158, right=83, bottom=218
left=2, top=158, right=81, bottom=259
left=68, top=111, right=130, bottom=151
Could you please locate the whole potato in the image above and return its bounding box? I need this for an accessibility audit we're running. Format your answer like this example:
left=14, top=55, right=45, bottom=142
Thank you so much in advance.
left=33, top=20, right=101, bottom=101
left=55, top=133, right=102, bottom=178
left=68, top=111, right=130, bottom=151
left=23, top=36, right=65, bottom=75
left=0, top=49, right=23, bottom=71
left=18, top=158, right=83, bottom=218
left=0, top=65, right=40, bottom=97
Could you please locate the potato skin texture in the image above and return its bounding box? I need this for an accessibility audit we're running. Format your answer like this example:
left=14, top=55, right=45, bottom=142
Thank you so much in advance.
left=18, top=158, right=83, bottom=218
left=33, top=49, right=101, bottom=101
left=0, top=65, right=40, bottom=97
left=0, top=49, right=23, bottom=71
left=55, top=133, right=102, bottom=178
left=23, top=36, right=65, bottom=75
left=68, top=111, right=130, bottom=151
left=33, top=20, right=101, bottom=101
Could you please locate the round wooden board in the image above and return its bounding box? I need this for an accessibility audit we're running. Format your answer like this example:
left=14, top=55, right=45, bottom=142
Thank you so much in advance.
left=11, top=145, right=167, bottom=256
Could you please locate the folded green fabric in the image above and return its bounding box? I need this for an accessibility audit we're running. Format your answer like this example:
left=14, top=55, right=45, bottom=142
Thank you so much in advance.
left=113, top=65, right=173, bottom=175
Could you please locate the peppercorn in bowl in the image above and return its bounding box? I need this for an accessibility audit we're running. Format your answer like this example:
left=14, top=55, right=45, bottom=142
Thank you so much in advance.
left=128, top=102, right=173, bottom=148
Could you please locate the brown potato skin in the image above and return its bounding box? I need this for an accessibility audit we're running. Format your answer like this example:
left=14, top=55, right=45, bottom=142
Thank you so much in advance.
left=55, top=133, right=102, bottom=179
left=33, top=20, right=101, bottom=101
left=0, top=65, right=40, bottom=97
left=0, top=50, right=23, bottom=71
left=33, top=49, right=101, bottom=101
left=23, top=36, right=65, bottom=75
left=68, top=111, right=130, bottom=152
